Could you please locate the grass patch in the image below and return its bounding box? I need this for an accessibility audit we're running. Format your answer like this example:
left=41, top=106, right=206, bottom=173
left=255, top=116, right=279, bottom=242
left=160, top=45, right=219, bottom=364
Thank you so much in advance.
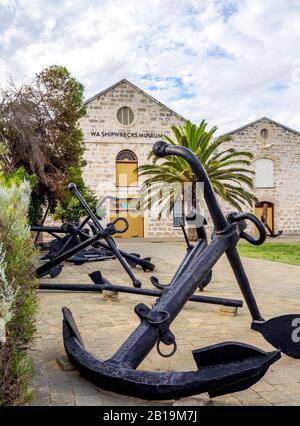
left=237, top=242, right=300, bottom=266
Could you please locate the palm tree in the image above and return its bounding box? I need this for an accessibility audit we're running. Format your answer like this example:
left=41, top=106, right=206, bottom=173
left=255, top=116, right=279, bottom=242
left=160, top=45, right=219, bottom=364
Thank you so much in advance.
left=137, top=120, right=257, bottom=217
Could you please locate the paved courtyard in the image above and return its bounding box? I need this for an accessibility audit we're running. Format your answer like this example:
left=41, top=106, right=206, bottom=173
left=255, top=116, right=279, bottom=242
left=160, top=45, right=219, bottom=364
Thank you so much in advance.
left=31, top=239, right=300, bottom=406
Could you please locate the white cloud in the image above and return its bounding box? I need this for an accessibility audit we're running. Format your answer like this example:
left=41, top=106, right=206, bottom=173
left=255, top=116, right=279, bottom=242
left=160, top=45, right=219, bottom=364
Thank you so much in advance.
left=0, top=0, right=300, bottom=133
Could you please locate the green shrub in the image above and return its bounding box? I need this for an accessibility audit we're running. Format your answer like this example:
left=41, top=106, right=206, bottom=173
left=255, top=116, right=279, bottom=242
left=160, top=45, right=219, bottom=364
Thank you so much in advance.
left=53, top=165, right=98, bottom=222
left=0, top=180, right=39, bottom=405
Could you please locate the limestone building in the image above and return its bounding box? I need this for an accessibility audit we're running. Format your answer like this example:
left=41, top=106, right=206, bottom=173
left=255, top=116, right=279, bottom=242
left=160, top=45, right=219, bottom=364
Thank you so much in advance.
left=79, top=79, right=185, bottom=238
left=80, top=79, right=300, bottom=237
left=221, top=117, right=300, bottom=236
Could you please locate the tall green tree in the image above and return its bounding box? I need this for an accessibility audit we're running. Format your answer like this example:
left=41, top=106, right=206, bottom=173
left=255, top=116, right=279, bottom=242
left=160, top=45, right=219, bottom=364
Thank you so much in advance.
left=0, top=65, right=90, bottom=223
left=137, top=120, right=257, bottom=215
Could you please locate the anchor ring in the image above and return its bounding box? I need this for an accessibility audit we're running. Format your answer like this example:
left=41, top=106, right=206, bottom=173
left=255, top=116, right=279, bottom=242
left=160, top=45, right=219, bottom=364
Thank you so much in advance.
left=148, top=310, right=170, bottom=325
left=156, top=340, right=177, bottom=358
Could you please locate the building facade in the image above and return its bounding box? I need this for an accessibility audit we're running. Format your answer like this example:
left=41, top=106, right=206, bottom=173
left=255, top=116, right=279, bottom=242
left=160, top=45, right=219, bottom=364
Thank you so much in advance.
left=221, top=118, right=300, bottom=236
left=80, top=80, right=300, bottom=237
left=79, top=79, right=185, bottom=238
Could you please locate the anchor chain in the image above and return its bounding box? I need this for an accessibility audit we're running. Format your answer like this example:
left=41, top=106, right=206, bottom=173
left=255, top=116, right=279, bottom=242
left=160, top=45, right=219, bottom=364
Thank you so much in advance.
left=134, top=303, right=177, bottom=357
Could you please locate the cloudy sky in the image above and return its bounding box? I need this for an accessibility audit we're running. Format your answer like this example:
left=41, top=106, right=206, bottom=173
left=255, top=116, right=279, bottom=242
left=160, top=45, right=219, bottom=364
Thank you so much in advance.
left=1, top=0, right=300, bottom=133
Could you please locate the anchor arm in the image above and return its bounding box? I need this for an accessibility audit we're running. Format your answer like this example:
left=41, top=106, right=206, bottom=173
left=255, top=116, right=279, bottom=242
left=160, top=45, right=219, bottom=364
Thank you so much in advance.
left=62, top=143, right=287, bottom=398
left=63, top=307, right=280, bottom=400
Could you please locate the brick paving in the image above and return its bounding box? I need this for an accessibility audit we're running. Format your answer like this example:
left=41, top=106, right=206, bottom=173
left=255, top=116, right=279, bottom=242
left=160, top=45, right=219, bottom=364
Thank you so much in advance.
left=31, top=239, right=300, bottom=406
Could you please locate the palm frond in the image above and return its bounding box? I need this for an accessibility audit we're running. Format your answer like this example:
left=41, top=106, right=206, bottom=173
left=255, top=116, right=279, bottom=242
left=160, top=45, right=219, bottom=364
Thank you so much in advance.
left=137, top=120, right=256, bottom=213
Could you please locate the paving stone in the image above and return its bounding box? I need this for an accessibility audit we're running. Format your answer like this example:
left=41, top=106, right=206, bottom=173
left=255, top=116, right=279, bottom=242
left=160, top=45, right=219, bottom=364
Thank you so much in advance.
left=172, top=397, right=207, bottom=406
left=75, top=396, right=112, bottom=406
left=71, top=384, right=99, bottom=396
left=259, top=390, right=292, bottom=404
left=49, top=383, right=72, bottom=394
left=103, top=290, right=119, bottom=299
left=30, top=240, right=300, bottom=406
left=275, top=401, right=299, bottom=406
left=56, top=355, right=75, bottom=371
left=33, top=386, right=50, bottom=397
left=31, top=397, right=52, bottom=406
left=50, top=392, right=75, bottom=405
left=251, top=380, right=276, bottom=392
left=274, top=382, right=300, bottom=396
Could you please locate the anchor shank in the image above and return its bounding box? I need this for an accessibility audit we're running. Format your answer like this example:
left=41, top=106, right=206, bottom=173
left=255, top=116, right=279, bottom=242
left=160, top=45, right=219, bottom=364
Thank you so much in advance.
left=226, top=247, right=263, bottom=321
left=111, top=232, right=235, bottom=368
left=166, top=239, right=207, bottom=287
left=153, top=142, right=228, bottom=233
left=92, top=240, right=154, bottom=270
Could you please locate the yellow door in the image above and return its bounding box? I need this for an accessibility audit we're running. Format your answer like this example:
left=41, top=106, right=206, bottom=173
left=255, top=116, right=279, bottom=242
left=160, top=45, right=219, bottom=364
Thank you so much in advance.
left=255, top=203, right=273, bottom=236
left=116, top=162, right=138, bottom=187
left=110, top=198, right=144, bottom=238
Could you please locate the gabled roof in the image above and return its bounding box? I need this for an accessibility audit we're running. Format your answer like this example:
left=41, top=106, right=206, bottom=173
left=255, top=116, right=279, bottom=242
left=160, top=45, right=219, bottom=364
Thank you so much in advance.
left=84, top=78, right=186, bottom=121
left=221, top=116, right=300, bottom=137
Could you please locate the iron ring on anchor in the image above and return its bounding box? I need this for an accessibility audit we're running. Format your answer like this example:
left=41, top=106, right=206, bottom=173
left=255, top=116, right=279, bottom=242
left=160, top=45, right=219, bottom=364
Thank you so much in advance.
left=147, top=310, right=170, bottom=325
left=156, top=340, right=177, bottom=358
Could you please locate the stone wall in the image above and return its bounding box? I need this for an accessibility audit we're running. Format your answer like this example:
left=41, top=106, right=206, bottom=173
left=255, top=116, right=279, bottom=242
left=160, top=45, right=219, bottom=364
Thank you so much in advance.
left=218, top=118, right=300, bottom=235
left=79, top=80, right=185, bottom=238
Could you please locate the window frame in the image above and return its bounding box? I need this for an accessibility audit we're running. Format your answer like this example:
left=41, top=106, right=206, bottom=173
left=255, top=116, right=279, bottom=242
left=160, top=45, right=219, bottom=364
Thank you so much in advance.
left=254, top=158, right=274, bottom=189
left=117, top=106, right=134, bottom=127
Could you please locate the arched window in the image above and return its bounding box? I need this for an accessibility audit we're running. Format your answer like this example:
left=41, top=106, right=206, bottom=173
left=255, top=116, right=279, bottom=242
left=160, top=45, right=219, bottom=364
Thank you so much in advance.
left=255, top=159, right=274, bottom=188
left=116, top=150, right=138, bottom=187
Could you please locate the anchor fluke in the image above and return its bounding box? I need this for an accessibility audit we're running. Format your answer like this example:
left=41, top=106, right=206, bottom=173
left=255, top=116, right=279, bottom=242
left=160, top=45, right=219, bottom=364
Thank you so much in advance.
left=252, top=314, right=300, bottom=358
left=126, top=253, right=154, bottom=272
left=150, top=276, right=169, bottom=290
left=192, top=341, right=280, bottom=397
left=62, top=308, right=280, bottom=400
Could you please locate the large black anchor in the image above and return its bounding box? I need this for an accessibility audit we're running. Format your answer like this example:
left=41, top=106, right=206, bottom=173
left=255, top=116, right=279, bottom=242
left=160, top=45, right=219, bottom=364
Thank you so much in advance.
left=154, top=142, right=300, bottom=359
left=37, top=183, right=155, bottom=285
left=62, top=142, right=284, bottom=400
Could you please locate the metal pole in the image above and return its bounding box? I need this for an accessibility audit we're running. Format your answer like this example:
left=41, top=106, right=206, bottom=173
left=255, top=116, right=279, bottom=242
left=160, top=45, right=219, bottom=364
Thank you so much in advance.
left=39, top=281, right=243, bottom=307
